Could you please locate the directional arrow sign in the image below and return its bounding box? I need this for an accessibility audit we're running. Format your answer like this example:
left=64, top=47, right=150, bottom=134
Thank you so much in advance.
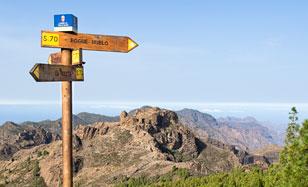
left=48, top=49, right=83, bottom=65
left=41, top=31, right=138, bottom=53
left=48, top=52, right=61, bottom=64
left=72, top=49, right=83, bottom=65
left=30, top=63, right=84, bottom=82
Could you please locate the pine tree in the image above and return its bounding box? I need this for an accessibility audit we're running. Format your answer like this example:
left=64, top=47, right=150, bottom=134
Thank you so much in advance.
left=31, top=160, right=47, bottom=187
left=275, top=107, right=308, bottom=186
left=285, top=107, right=299, bottom=145
left=32, top=160, right=40, bottom=177
left=291, top=120, right=308, bottom=186
left=280, top=107, right=299, bottom=165
left=277, top=107, right=298, bottom=185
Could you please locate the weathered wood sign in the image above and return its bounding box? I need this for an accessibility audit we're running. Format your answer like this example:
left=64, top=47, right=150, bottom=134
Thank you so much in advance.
left=33, top=15, right=139, bottom=187
left=41, top=31, right=138, bottom=53
left=30, top=63, right=84, bottom=82
left=48, top=49, right=83, bottom=65
left=72, top=49, right=82, bottom=65
left=48, top=52, right=61, bottom=64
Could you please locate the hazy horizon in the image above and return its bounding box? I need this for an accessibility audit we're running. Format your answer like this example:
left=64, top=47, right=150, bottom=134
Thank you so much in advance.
left=1, top=101, right=308, bottom=133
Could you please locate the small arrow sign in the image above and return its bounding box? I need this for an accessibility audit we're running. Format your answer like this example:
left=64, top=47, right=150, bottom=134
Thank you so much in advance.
left=48, top=49, right=83, bottom=65
left=48, top=52, right=61, bottom=65
left=41, top=31, right=138, bottom=53
left=30, top=63, right=84, bottom=82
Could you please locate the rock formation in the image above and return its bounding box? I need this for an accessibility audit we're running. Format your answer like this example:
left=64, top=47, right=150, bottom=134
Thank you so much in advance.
left=0, top=107, right=277, bottom=186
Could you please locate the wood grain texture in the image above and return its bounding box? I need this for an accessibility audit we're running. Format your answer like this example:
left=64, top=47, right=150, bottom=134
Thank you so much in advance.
left=29, top=63, right=84, bottom=82
left=48, top=52, right=62, bottom=64
left=61, top=49, right=73, bottom=187
left=48, top=49, right=82, bottom=65
left=41, top=31, right=138, bottom=53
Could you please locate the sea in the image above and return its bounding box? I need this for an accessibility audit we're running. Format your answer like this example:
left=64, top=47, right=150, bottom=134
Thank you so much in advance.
left=1, top=102, right=308, bottom=133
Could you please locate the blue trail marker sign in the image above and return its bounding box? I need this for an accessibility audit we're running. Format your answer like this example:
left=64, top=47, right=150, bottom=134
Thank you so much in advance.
left=54, top=14, right=78, bottom=33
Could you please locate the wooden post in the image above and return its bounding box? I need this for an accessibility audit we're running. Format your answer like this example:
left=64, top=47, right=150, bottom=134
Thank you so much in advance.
left=61, top=48, right=73, bottom=187
left=33, top=15, right=138, bottom=187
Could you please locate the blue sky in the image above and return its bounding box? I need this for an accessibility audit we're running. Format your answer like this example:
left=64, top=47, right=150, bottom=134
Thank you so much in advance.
left=0, top=1, right=308, bottom=104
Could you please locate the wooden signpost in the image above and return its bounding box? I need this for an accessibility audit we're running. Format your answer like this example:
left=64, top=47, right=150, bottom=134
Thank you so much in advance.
left=72, top=49, right=83, bottom=65
left=30, top=63, right=84, bottom=81
left=48, top=49, right=83, bottom=65
left=48, top=52, right=61, bottom=64
left=41, top=31, right=138, bottom=52
left=30, top=14, right=138, bottom=187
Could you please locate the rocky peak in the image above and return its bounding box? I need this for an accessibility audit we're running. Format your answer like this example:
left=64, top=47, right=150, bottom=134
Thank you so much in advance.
left=0, top=122, right=59, bottom=160
left=0, top=107, right=279, bottom=186
left=176, top=108, right=219, bottom=127
left=2, top=121, right=19, bottom=128
left=16, top=127, right=53, bottom=148
left=122, top=107, right=178, bottom=128
left=75, top=123, right=109, bottom=140
left=120, top=107, right=202, bottom=162
left=119, top=111, right=128, bottom=123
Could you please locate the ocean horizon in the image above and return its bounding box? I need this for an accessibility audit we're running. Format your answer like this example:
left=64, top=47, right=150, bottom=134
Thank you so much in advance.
left=1, top=102, right=308, bottom=132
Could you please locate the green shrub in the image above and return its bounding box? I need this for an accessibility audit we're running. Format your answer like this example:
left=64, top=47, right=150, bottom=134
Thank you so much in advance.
left=115, top=107, right=308, bottom=187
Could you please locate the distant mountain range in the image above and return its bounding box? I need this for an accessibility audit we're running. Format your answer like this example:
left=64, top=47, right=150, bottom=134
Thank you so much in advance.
left=0, top=112, right=118, bottom=160
left=0, top=108, right=283, bottom=157
left=19, top=112, right=119, bottom=134
left=176, top=108, right=283, bottom=150
left=0, top=107, right=279, bottom=186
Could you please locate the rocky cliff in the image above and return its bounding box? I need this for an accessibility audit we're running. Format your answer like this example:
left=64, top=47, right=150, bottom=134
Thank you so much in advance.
left=177, top=108, right=281, bottom=151
left=0, top=107, right=272, bottom=186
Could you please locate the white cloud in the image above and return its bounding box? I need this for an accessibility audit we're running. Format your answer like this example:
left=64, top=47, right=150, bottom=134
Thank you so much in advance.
left=201, top=108, right=223, bottom=113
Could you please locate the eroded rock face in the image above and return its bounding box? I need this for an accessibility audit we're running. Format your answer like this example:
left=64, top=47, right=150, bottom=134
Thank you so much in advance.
left=0, top=107, right=278, bottom=186
left=73, top=134, right=82, bottom=151
left=0, top=144, right=18, bottom=160
left=75, top=125, right=109, bottom=140
left=207, top=138, right=233, bottom=150
left=121, top=107, right=202, bottom=162
left=73, top=156, right=84, bottom=174
left=177, top=109, right=282, bottom=151
left=72, top=107, right=204, bottom=163
left=0, top=122, right=59, bottom=160
left=208, top=137, right=270, bottom=168
left=120, top=111, right=128, bottom=123
left=16, top=128, right=53, bottom=148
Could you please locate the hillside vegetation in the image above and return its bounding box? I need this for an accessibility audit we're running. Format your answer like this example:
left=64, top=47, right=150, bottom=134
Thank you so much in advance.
left=118, top=107, right=308, bottom=187
left=0, top=107, right=277, bottom=186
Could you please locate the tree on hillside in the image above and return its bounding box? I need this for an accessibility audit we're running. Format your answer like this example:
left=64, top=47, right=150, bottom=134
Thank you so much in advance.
left=280, top=107, right=300, bottom=168
left=116, top=107, right=307, bottom=187
left=291, top=119, right=308, bottom=186
left=285, top=107, right=299, bottom=145
left=31, top=160, right=47, bottom=187
left=270, top=107, right=308, bottom=186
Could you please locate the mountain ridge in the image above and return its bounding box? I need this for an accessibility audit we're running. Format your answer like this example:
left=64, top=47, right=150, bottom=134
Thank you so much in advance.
left=176, top=108, right=282, bottom=151
left=0, top=108, right=282, bottom=151
left=0, top=107, right=273, bottom=186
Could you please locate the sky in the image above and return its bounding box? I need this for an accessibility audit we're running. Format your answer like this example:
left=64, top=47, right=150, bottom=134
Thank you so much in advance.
left=0, top=1, right=308, bottom=124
